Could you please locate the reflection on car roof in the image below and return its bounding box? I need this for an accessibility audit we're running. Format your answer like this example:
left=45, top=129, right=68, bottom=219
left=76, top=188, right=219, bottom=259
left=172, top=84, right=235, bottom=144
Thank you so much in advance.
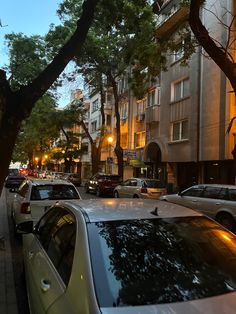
left=60, top=199, right=202, bottom=223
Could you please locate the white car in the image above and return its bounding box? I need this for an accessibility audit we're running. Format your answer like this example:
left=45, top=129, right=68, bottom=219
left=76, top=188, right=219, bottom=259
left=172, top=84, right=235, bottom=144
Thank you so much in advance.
left=160, top=184, right=236, bottom=232
left=19, top=198, right=236, bottom=314
left=11, top=178, right=81, bottom=232
left=113, top=177, right=167, bottom=199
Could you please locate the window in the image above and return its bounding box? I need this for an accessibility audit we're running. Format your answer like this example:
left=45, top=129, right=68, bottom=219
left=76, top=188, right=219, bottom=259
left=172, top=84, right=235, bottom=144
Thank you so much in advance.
left=88, top=217, right=236, bottom=307
left=36, top=208, right=76, bottom=286
left=91, top=121, right=97, bottom=133
left=120, top=103, right=128, bottom=120
left=147, top=89, right=156, bottom=107
left=173, top=46, right=184, bottom=62
left=182, top=186, right=204, bottom=197
left=92, top=99, right=99, bottom=113
left=172, top=78, right=190, bottom=102
left=121, top=132, right=128, bottom=148
left=135, top=131, right=145, bottom=148
left=171, top=120, right=188, bottom=142
left=106, top=114, right=111, bottom=127
left=202, top=187, right=227, bottom=200
left=137, top=99, right=146, bottom=114
left=30, top=185, right=80, bottom=200
left=18, top=182, right=29, bottom=197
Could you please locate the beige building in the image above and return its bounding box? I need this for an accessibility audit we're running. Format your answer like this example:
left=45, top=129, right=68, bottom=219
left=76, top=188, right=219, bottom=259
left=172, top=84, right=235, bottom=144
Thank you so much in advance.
left=78, top=0, right=236, bottom=191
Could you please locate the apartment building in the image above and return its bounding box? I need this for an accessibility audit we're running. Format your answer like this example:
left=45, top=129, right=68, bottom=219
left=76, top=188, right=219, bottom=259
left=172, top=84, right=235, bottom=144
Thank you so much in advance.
left=77, top=0, right=236, bottom=190
left=148, top=0, right=236, bottom=190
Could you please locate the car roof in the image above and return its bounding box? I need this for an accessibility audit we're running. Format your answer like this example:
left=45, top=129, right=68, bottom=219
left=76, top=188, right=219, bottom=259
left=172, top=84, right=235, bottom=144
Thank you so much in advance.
left=191, top=184, right=236, bottom=189
left=27, top=179, right=74, bottom=186
left=59, top=199, right=203, bottom=223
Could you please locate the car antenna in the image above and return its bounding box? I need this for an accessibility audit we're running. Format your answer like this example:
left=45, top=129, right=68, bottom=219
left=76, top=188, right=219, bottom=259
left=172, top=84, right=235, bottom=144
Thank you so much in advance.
left=151, top=207, right=158, bottom=216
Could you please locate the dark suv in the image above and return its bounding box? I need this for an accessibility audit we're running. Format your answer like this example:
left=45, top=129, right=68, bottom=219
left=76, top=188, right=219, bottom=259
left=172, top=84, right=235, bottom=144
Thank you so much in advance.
left=85, top=173, right=121, bottom=196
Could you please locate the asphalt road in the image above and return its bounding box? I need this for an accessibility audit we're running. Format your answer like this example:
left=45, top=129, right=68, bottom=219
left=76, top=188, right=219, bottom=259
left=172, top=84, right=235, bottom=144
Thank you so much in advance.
left=4, top=185, right=99, bottom=314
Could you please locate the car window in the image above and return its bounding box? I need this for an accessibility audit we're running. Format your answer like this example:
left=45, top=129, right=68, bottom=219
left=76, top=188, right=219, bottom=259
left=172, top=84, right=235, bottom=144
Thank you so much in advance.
left=143, top=180, right=165, bottom=188
left=30, top=184, right=79, bottom=200
left=18, top=182, right=29, bottom=197
left=88, top=217, right=236, bottom=307
left=202, top=186, right=226, bottom=200
left=36, top=208, right=76, bottom=285
left=182, top=186, right=204, bottom=197
left=228, top=188, right=236, bottom=201
left=130, top=180, right=137, bottom=186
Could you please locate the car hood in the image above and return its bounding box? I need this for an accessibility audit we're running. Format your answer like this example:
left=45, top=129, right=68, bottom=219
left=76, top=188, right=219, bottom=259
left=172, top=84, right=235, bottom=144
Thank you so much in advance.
left=100, top=292, right=236, bottom=314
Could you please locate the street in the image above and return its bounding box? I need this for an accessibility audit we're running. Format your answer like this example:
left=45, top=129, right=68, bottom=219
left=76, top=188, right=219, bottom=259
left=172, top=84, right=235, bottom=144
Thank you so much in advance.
left=3, top=185, right=99, bottom=314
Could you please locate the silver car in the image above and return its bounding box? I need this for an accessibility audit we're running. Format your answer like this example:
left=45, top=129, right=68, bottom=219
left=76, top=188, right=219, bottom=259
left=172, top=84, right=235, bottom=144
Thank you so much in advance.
left=19, top=198, right=236, bottom=314
left=160, top=184, right=236, bottom=232
left=113, top=177, right=167, bottom=199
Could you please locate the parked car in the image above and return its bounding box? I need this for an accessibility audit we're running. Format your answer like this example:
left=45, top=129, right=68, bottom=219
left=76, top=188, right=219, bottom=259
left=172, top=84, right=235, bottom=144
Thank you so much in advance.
left=113, top=177, right=166, bottom=199
left=85, top=172, right=121, bottom=196
left=18, top=198, right=236, bottom=314
left=62, top=173, right=81, bottom=186
left=160, top=184, right=236, bottom=232
left=5, top=168, right=26, bottom=188
left=11, top=178, right=81, bottom=232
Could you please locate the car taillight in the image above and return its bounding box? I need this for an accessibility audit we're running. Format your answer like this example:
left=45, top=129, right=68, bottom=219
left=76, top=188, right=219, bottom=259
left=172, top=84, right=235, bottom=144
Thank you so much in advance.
left=20, top=202, right=31, bottom=214
left=140, top=188, right=148, bottom=193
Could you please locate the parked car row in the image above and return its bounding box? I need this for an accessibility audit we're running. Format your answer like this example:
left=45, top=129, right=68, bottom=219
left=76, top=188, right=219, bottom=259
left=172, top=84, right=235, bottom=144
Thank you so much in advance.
left=17, top=198, right=236, bottom=314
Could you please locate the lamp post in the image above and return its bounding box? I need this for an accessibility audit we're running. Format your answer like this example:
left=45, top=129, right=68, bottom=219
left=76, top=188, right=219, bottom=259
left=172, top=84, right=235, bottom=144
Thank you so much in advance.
left=107, top=136, right=113, bottom=174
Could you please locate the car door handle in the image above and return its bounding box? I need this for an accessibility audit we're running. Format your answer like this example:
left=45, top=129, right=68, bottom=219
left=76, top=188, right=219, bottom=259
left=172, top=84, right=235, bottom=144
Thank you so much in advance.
left=40, top=279, right=51, bottom=292
left=215, top=202, right=222, bottom=205
left=192, top=200, right=198, bottom=202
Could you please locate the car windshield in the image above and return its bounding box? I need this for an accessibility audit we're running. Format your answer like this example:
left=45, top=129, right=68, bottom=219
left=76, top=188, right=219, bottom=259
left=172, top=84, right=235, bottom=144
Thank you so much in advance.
left=8, top=169, right=20, bottom=176
left=88, top=216, right=236, bottom=307
left=143, top=179, right=165, bottom=188
left=30, top=184, right=80, bottom=200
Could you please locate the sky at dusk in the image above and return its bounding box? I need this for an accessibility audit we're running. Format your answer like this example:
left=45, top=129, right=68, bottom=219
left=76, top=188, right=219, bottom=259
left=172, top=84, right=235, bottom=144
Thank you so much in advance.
left=0, top=1, right=78, bottom=107
left=0, top=0, right=61, bottom=66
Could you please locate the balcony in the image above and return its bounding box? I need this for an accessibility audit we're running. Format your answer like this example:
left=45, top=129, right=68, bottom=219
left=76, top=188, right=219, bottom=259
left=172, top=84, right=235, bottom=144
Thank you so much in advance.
left=155, top=0, right=189, bottom=38
left=145, top=105, right=160, bottom=123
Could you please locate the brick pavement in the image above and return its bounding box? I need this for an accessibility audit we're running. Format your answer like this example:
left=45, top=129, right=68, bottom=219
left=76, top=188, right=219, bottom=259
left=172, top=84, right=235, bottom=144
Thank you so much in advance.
left=0, top=188, right=18, bottom=314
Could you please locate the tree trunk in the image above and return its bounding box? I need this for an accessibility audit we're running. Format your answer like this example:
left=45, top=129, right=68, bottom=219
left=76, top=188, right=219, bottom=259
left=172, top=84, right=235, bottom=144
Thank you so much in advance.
left=108, top=72, right=123, bottom=179
left=0, top=0, right=98, bottom=194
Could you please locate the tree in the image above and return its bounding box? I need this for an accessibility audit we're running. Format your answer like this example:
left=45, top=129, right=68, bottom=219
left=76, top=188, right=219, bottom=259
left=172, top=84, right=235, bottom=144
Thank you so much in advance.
left=13, top=94, right=59, bottom=167
left=54, top=0, right=166, bottom=178
left=0, top=0, right=98, bottom=193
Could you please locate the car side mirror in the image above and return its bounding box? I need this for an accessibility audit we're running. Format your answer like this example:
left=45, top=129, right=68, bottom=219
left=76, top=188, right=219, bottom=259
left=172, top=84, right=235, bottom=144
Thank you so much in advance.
left=178, top=191, right=184, bottom=196
left=16, top=221, right=34, bottom=234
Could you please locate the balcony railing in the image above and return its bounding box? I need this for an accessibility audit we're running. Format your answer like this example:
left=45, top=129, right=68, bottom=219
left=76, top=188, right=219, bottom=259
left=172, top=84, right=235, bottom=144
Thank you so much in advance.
left=156, top=1, right=189, bottom=38
left=145, top=105, right=160, bottom=123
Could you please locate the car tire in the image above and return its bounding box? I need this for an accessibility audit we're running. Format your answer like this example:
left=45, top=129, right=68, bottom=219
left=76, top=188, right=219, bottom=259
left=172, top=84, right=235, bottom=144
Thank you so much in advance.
left=114, top=191, right=119, bottom=198
left=133, top=194, right=139, bottom=198
left=85, top=185, right=89, bottom=193
left=96, top=187, right=102, bottom=197
left=216, top=212, right=235, bottom=232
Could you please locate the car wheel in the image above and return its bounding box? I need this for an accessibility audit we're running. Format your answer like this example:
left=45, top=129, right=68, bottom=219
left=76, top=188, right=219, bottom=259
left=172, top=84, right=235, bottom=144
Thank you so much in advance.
left=85, top=185, right=89, bottom=193
left=216, top=213, right=235, bottom=232
left=133, top=194, right=139, bottom=198
left=96, top=187, right=102, bottom=197
left=114, top=191, right=119, bottom=198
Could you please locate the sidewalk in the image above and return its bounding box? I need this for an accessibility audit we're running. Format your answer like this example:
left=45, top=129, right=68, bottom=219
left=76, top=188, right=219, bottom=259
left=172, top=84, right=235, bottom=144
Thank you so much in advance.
left=0, top=188, right=18, bottom=314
